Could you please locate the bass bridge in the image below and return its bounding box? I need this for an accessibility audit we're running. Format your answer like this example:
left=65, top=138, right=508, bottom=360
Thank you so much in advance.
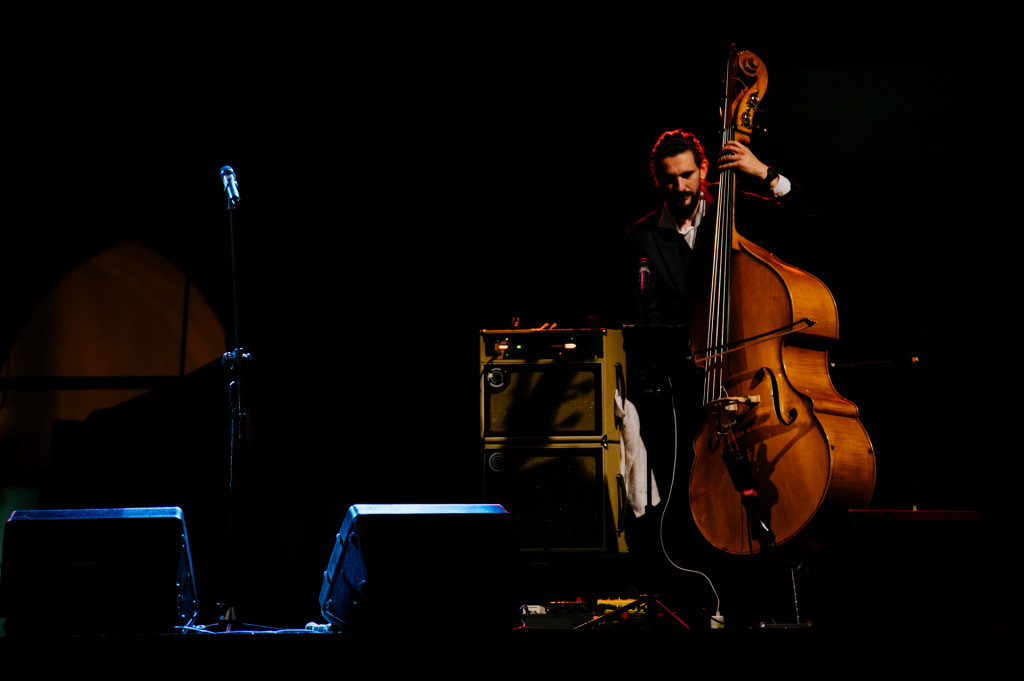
left=704, top=394, right=761, bottom=434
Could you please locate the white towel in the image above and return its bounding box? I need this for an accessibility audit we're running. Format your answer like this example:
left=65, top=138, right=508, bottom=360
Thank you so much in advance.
left=614, top=390, right=660, bottom=517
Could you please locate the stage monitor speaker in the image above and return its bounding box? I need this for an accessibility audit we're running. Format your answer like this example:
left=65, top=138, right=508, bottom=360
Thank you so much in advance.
left=0, top=506, right=198, bottom=637
left=318, top=504, right=519, bottom=632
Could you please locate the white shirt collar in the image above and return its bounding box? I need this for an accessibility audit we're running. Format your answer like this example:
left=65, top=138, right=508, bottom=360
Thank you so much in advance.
left=657, top=194, right=705, bottom=248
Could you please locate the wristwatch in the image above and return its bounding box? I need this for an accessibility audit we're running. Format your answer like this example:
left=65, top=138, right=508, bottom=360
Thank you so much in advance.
left=764, top=166, right=779, bottom=186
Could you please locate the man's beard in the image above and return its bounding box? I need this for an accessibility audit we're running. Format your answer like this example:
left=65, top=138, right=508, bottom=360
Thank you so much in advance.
left=667, top=191, right=698, bottom=222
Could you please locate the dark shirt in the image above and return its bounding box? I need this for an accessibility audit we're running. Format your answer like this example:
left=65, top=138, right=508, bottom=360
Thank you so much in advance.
left=622, top=181, right=818, bottom=330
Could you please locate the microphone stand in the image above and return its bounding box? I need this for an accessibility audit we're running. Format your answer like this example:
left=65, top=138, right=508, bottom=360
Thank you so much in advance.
left=614, top=261, right=692, bottom=629
left=219, top=172, right=250, bottom=627
left=635, top=259, right=657, bottom=523
left=605, top=325, right=693, bottom=630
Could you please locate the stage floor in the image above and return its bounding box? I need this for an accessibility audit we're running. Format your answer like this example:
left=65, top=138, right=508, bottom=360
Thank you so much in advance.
left=1, top=625, right=1011, bottom=675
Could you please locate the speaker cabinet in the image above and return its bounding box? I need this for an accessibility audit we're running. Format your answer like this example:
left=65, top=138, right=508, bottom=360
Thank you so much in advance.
left=318, top=504, right=518, bottom=632
left=482, top=443, right=626, bottom=551
left=0, top=507, right=198, bottom=636
left=479, top=329, right=628, bottom=553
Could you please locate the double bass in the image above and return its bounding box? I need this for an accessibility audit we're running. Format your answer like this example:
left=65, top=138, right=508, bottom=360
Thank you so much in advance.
left=688, top=47, right=875, bottom=555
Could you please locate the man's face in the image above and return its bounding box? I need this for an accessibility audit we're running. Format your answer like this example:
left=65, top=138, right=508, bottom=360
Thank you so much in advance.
left=655, top=151, right=708, bottom=220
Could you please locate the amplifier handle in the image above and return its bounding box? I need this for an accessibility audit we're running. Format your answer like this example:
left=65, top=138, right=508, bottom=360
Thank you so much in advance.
left=614, top=362, right=626, bottom=404
left=616, top=473, right=627, bottom=534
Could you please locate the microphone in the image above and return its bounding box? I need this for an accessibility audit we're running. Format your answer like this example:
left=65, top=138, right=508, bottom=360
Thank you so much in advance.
left=639, top=257, right=651, bottom=293
left=220, top=166, right=240, bottom=207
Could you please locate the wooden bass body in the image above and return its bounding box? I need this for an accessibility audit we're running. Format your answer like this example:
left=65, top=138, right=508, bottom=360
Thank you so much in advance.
left=689, top=233, right=875, bottom=554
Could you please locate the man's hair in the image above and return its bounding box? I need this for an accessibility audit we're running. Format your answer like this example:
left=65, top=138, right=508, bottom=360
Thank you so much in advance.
left=650, top=129, right=706, bottom=183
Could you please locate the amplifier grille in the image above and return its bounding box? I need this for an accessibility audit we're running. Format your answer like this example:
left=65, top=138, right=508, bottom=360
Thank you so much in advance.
left=483, top=364, right=601, bottom=437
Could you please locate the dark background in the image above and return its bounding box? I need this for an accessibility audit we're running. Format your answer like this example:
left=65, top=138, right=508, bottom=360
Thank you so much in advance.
left=2, top=4, right=1008, bottom=627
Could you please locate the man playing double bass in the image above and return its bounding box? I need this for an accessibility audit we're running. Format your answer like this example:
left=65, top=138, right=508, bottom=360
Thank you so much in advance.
left=627, top=129, right=808, bottom=328
left=620, top=128, right=817, bottom=588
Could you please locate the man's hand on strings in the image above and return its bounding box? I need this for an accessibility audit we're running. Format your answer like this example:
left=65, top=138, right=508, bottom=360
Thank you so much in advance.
left=718, top=141, right=775, bottom=187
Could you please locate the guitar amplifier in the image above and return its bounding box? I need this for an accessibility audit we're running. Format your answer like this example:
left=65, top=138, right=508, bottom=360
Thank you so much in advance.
left=479, top=329, right=628, bottom=553
left=479, top=328, right=625, bottom=440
